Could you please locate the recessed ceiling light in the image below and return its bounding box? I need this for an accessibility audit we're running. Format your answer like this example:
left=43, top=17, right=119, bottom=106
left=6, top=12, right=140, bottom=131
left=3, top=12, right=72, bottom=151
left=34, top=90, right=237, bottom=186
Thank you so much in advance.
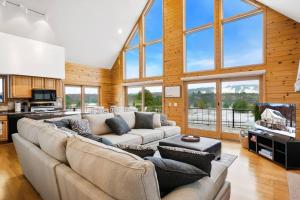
left=118, top=28, right=123, bottom=34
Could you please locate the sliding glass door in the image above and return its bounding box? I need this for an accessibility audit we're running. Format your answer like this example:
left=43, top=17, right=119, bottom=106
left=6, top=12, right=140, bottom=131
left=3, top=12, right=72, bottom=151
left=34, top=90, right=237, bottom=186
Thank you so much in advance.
left=221, top=79, right=260, bottom=139
left=186, top=78, right=261, bottom=140
left=187, top=81, right=220, bottom=138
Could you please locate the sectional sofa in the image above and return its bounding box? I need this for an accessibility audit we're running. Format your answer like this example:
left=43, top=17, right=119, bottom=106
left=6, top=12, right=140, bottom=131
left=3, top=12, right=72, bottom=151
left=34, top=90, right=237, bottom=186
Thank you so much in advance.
left=13, top=113, right=231, bottom=200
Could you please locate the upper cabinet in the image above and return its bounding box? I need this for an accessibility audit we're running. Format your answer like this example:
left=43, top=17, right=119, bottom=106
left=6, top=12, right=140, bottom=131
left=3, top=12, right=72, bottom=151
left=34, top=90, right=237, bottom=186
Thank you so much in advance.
left=11, top=76, right=32, bottom=98
left=44, top=78, right=56, bottom=90
left=32, top=77, right=45, bottom=89
left=10, top=75, right=64, bottom=99
left=56, top=79, right=64, bottom=98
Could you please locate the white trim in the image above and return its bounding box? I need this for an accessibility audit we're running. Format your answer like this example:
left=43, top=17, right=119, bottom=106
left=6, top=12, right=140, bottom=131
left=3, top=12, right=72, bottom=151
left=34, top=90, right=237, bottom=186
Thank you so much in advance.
left=122, top=79, right=163, bottom=87
left=181, top=70, right=266, bottom=82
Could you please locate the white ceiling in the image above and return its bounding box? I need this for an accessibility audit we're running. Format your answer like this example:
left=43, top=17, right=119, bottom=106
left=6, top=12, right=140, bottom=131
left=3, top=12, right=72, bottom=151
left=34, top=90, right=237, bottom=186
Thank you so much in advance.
left=256, top=0, right=300, bottom=23
left=0, top=0, right=147, bottom=68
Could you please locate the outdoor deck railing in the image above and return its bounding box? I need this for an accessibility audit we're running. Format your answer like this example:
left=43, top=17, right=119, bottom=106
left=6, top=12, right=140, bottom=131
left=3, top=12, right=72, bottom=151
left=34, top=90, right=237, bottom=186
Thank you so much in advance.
left=188, top=107, right=254, bottom=128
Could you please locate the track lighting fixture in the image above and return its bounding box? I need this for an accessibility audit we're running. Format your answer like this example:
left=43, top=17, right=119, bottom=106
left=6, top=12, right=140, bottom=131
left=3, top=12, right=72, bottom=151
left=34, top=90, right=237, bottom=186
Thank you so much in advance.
left=1, top=0, right=47, bottom=19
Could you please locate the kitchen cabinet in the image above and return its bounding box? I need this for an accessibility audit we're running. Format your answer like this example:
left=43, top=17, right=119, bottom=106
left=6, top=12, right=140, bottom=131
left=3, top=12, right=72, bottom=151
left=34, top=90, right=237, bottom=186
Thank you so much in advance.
left=0, top=116, right=8, bottom=142
left=11, top=76, right=32, bottom=98
left=32, top=77, right=45, bottom=89
left=44, top=78, right=56, bottom=90
left=56, top=79, right=64, bottom=98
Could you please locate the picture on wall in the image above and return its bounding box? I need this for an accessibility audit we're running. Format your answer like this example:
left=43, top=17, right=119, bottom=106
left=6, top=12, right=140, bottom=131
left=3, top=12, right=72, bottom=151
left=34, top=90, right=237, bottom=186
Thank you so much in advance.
left=165, top=86, right=181, bottom=98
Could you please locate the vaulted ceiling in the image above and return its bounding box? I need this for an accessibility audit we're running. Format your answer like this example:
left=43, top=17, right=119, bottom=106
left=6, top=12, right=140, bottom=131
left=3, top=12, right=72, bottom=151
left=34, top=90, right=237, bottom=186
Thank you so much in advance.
left=0, top=0, right=299, bottom=69
left=256, top=0, right=300, bottom=23
left=0, top=0, right=147, bottom=68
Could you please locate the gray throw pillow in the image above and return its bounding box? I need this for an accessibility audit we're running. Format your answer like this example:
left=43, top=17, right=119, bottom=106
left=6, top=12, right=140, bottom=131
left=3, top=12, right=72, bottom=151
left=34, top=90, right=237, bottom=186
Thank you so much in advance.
left=69, top=119, right=92, bottom=134
left=134, top=112, right=154, bottom=129
left=115, top=144, right=156, bottom=158
left=160, top=114, right=169, bottom=126
left=158, top=146, right=215, bottom=176
left=144, top=156, right=208, bottom=197
left=105, top=115, right=131, bottom=135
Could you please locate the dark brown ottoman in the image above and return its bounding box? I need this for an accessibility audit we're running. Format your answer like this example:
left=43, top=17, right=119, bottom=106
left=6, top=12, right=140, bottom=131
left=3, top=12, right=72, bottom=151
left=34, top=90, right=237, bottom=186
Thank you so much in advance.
left=159, top=135, right=222, bottom=160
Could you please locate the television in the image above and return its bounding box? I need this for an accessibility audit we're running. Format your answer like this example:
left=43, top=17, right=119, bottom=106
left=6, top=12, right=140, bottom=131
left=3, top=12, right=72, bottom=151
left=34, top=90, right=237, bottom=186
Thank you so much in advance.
left=254, top=103, right=296, bottom=138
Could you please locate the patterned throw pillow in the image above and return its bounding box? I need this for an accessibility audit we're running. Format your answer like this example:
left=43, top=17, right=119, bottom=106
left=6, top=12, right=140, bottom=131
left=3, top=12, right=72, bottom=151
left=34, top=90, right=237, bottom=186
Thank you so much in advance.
left=115, top=144, right=156, bottom=158
left=69, top=119, right=92, bottom=134
left=158, top=146, right=215, bottom=176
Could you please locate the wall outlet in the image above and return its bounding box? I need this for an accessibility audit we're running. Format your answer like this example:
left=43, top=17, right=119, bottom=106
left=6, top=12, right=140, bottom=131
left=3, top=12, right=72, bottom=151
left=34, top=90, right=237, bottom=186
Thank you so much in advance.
left=174, top=102, right=178, bottom=107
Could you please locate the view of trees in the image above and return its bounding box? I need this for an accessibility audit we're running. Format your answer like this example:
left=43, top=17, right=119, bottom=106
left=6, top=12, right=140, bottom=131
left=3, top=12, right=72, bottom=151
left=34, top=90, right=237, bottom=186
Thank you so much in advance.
left=188, top=85, right=259, bottom=112
left=128, top=89, right=162, bottom=112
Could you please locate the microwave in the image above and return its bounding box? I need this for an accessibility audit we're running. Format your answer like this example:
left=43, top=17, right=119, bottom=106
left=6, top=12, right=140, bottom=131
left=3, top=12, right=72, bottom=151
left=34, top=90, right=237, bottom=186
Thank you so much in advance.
left=32, top=89, right=57, bottom=102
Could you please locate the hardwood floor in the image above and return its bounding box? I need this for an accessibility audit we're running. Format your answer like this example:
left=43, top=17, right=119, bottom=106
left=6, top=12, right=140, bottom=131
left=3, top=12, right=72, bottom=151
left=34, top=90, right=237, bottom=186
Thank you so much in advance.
left=0, top=141, right=298, bottom=200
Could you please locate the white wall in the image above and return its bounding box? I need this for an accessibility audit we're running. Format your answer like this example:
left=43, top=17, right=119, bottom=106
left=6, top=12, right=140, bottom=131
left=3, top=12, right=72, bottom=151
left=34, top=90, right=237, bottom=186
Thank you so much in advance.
left=0, top=32, right=65, bottom=79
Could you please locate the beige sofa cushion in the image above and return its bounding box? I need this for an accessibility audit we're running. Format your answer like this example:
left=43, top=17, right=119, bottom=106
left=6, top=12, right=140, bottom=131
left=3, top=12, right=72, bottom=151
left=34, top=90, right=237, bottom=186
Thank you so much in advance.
left=66, top=136, right=160, bottom=200
left=162, top=161, right=228, bottom=200
left=56, top=164, right=115, bottom=200
left=156, top=126, right=181, bottom=138
left=17, top=118, right=56, bottom=146
left=101, top=133, right=143, bottom=145
left=38, top=126, right=71, bottom=163
left=83, top=113, right=114, bottom=135
left=128, top=129, right=164, bottom=144
left=115, top=111, right=135, bottom=129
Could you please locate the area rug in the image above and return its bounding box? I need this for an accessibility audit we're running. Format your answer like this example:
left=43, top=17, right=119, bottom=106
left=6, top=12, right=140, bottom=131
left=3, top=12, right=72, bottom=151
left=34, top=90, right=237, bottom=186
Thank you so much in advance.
left=288, top=172, right=300, bottom=200
left=217, top=153, right=238, bottom=167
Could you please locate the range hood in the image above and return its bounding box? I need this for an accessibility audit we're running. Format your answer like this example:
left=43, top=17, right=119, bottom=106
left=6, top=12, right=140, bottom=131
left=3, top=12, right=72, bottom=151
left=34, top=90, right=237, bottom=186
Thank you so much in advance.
left=0, top=32, right=65, bottom=79
left=296, top=60, right=300, bottom=92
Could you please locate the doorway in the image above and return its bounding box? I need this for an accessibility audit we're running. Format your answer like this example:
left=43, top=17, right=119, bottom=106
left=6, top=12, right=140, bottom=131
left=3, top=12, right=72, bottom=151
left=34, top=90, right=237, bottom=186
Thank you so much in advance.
left=185, top=77, right=262, bottom=140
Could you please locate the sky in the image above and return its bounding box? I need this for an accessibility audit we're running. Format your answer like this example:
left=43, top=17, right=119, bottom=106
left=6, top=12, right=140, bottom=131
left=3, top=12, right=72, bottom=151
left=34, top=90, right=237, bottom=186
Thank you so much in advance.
left=125, top=0, right=263, bottom=78
left=65, top=86, right=98, bottom=94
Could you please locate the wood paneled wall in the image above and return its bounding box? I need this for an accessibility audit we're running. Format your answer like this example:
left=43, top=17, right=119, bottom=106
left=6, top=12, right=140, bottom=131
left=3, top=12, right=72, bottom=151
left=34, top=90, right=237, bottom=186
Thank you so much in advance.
left=65, top=62, right=112, bottom=107
left=112, top=0, right=300, bottom=138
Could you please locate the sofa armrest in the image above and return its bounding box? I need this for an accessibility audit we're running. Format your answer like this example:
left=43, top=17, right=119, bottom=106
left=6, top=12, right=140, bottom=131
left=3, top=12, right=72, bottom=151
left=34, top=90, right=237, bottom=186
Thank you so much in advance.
left=167, top=120, right=176, bottom=126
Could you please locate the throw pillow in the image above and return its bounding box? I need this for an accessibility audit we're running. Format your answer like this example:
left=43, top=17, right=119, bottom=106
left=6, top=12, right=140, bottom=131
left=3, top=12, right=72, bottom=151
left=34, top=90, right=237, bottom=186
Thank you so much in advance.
left=115, top=144, right=156, bottom=158
left=69, top=119, right=92, bottom=134
left=160, top=114, right=169, bottom=126
left=158, top=146, right=215, bottom=176
left=44, top=119, right=70, bottom=128
left=105, top=115, right=131, bottom=135
left=79, top=132, right=113, bottom=146
left=134, top=112, right=154, bottom=129
left=144, top=156, right=208, bottom=197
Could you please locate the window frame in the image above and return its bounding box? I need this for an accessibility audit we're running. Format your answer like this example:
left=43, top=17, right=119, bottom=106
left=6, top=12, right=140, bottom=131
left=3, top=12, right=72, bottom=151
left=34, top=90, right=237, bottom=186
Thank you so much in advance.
left=125, top=84, right=164, bottom=112
left=123, top=26, right=141, bottom=81
left=123, top=0, right=164, bottom=81
left=64, top=85, right=101, bottom=111
left=0, top=76, right=7, bottom=105
left=183, top=0, right=265, bottom=73
left=183, top=0, right=215, bottom=73
left=143, top=0, right=164, bottom=78
left=221, top=0, right=265, bottom=69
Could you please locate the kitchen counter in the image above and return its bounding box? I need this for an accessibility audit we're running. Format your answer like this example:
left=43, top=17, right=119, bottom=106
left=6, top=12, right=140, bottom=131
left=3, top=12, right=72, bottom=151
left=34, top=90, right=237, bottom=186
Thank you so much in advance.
left=24, top=111, right=83, bottom=120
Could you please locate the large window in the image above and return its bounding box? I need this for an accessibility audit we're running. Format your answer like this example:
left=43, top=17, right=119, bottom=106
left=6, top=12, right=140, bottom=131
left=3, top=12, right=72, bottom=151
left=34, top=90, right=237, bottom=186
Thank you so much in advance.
left=65, top=86, right=100, bottom=111
left=185, top=0, right=215, bottom=72
left=144, top=0, right=163, bottom=77
left=125, top=28, right=140, bottom=80
left=126, top=85, right=163, bottom=113
left=84, top=87, right=99, bottom=107
left=0, top=77, right=5, bottom=104
left=124, top=0, right=163, bottom=80
left=65, top=86, right=82, bottom=110
left=184, top=0, right=263, bottom=71
left=222, top=0, right=263, bottom=68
